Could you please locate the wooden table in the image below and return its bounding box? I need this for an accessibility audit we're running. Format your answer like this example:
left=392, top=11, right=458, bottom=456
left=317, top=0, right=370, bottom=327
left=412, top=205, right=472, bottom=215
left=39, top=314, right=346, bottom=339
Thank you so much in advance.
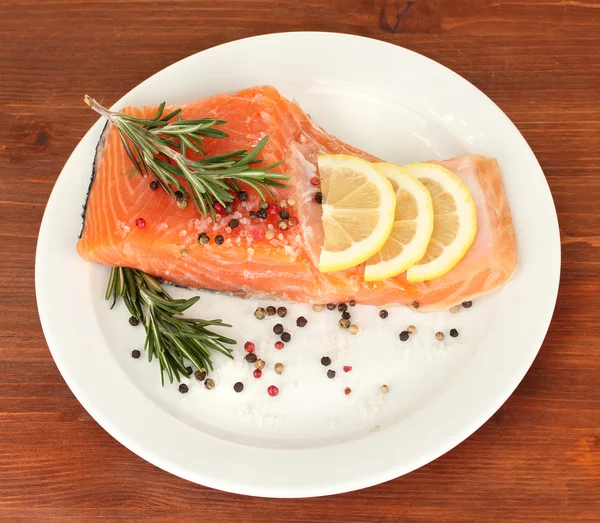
left=1, top=0, right=599, bottom=520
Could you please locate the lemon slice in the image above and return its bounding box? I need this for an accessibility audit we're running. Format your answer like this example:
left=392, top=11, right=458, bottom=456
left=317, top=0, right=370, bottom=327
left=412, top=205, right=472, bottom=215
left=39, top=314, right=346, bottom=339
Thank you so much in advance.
left=318, top=154, right=395, bottom=273
left=403, top=163, right=477, bottom=282
left=364, top=163, right=434, bottom=281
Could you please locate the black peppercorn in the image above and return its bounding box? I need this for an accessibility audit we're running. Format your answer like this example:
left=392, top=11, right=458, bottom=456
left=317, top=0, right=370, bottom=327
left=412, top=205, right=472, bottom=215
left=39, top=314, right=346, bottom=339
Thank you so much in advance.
left=194, top=370, right=206, bottom=381
left=238, top=191, right=248, bottom=201
left=399, top=331, right=409, bottom=342
left=412, top=301, right=420, bottom=309
left=186, top=366, right=193, bottom=375
left=174, top=190, right=184, bottom=200
left=279, top=209, right=290, bottom=219
left=379, top=310, right=388, bottom=319
left=233, top=382, right=244, bottom=393
left=149, top=180, right=159, bottom=191
left=349, top=300, right=356, bottom=307
left=178, top=384, right=189, bottom=394
left=321, top=356, right=332, bottom=366
left=129, top=316, right=140, bottom=326
left=341, top=311, right=351, bottom=320
left=327, top=369, right=336, bottom=379
left=131, top=349, right=141, bottom=359
left=296, top=316, right=308, bottom=327
left=256, top=208, right=268, bottom=219
left=245, top=353, right=258, bottom=363
left=215, top=235, right=224, bottom=245
left=266, top=306, right=276, bottom=316
left=224, top=203, right=233, bottom=215
left=229, top=218, right=239, bottom=229
left=462, top=301, right=473, bottom=309
left=281, top=332, right=291, bottom=343
left=273, top=323, right=284, bottom=335
left=337, top=303, right=348, bottom=312
left=450, top=328, right=459, bottom=338
left=277, top=306, right=287, bottom=318
left=315, top=192, right=323, bottom=204
left=327, top=303, right=336, bottom=311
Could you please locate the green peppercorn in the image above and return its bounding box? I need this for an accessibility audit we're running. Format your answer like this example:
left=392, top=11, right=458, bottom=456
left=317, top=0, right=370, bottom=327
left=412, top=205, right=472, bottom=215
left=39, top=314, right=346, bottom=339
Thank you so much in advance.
left=254, top=307, right=266, bottom=320
left=339, top=319, right=351, bottom=329
left=176, top=197, right=188, bottom=209
left=260, top=201, right=269, bottom=210
left=198, top=232, right=210, bottom=244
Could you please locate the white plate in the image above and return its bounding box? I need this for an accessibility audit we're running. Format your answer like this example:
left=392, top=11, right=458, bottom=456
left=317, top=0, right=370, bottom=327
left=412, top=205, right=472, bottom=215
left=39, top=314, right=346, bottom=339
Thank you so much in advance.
left=35, top=32, right=560, bottom=497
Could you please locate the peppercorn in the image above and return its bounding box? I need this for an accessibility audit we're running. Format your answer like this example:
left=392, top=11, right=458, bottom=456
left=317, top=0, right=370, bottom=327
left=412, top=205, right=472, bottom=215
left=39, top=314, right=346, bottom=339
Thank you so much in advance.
left=344, top=387, right=352, bottom=395
left=274, top=363, right=284, bottom=375
left=260, top=201, right=269, bottom=210
left=380, top=384, right=389, bottom=393
left=462, top=301, right=473, bottom=308
left=254, top=307, right=266, bottom=320
left=450, top=328, right=459, bottom=338
left=312, top=304, right=323, bottom=312
left=327, top=369, right=336, bottom=379
left=265, top=229, right=275, bottom=240
left=321, top=356, right=332, bottom=366
left=224, top=203, right=234, bottom=215
left=214, top=202, right=224, bottom=212
left=337, top=303, right=347, bottom=312
left=310, top=176, right=320, bottom=186
left=135, top=217, right=146, bottom=229
left=255, top=359, right=266, bottom=370
left=238, top=191, right=248, bottom=201
left=178, top=384, right=189, bottom=394
left=215, top=235, right=224, bottom=245
left=234, top=382, right=244, bottom=392
left=194, top=370, right=207, bottom=381
left=435, top=331, right=445, bottom=341
left=341, top=311, right=351, bottom=320
left=281, top=332, right=291, bottom=343
left=274, top=341, right=284, bottom=350
left=256, top=208, right=268, bottom=219
left=267, top=385, right=279, bottom=397
left=228, top=218, right=239, bottom=229
left=149, top=180, right=159, bottom=191
left=176, top=197, right=188, bottom=209
left=186, top=366, right=193, bottom=375
left=349, top=300, right=356, bottom=307
left=204, top=378, right=215, bottom=390
left=449, top=305, right=460, bottom=314
left=412, top=301, right=420, bottom=309
left=249, top=211, right=257, bottom=219
left=277, top=306, right=287, bottom=318
left=287, top=197, right=297, bottom=206
left=407, top=325, right=417, bottom=334
left=279, top=199, right=288, bottom=208
left=198, top=232, right=210, bottom=244
left=244, top=341, right=255, bottom=352
left=273, top=323, right=284, bottom=335
left=278, top=220, right=288, bottom=230
left=279, top=209, right=290, bottom=219
left=129, top=316, right=140, bottom=326
left=266, top=306, right=276, bottom=316
left=296, top=316, right=308, bottom=327
left=349, top=324, right=359, bottom=335
left=343, top=366, right=352, bottom=373
left=288, top=217, right=298, bottom=227
left=131, top=349, right=141, bottom=359
left=245, top=353, right=258, bottom=363
left=174, top=190, right=184, bottom=200
left=315, top=192, right=323, bottom=204
left=379, top=310, right=388, bottom=319
left=399, top=331, right=409, bottom=342
left=327, top=303, right=336, bottom=311
left=339, top=319, right=351, bottom=329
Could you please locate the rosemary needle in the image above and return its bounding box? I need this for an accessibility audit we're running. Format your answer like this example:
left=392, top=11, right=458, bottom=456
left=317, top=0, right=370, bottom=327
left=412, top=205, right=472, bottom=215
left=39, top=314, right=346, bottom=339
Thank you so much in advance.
left=106, top=267, right=235, bottom=386
left=84, top=96, right=288, bottom=216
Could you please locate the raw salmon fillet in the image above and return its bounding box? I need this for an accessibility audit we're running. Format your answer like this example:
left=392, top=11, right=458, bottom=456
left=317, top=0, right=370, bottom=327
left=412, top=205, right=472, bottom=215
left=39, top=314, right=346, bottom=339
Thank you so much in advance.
left=77, top=86, right=517, bottom=311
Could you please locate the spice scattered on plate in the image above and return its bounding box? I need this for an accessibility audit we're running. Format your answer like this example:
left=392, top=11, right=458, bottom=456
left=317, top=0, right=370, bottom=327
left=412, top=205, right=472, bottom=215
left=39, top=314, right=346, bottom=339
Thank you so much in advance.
left=255, top=359, right=265, bottom=370
left=267, top=385, right=279, bottom=397
left=407, top=325, right=416, bottom=334
left=274, top=363, right=284, bottom=375
left=296, top=316, right=308, bottom=327
left=244, top=341, right=255, bottom=353
left=198, top=232, right=210, bottom=244
left=204, top=378, right=215, bottom=390
left=178, top=384, right=189, bottom=394
left=277, top=306, right=287, bottom=318
left=131, top=349, right=141, bottom=359
left=194, top=370, right=206, bottom=381
left=339, top=319, right=350, bottom=329
left=312, top=304, right=323, bottom=312
left=412, top=301, right=420, bottom=309
left=281, top=332, right=291, bottom=343
left=379, top=310, right=388, bottom=319
left=337, top=303, right=347, bottom=312
left=450, top=328, right=459, bottom=338
left=253, top=369, right=262, bottom=379
left=349, top=300, right=356, bottom=307
left=265, top=229, right=275, bottom=240
left=349, top=324, right=359, bottom=335
left=462, top=300, right=473, bottom=308
left=341, top=311, right=351, bottom=320
left=327, top=303, right=336, bottom=311
left=273, top=323, right=284, bottom=335
left=186, top=366, right=193, bottom=375
left=245, top=353, right=258, bottom=363
left=321, top=356, right=332, bottom=366
left=344, top=387, right=352, bottom=395
left=274, top=341, right=284, bottom=350
left=233, top=382, right=244, bottom=393
left=343, top=365, right=352, bottom=373
left=129, top=316, right=140, bottom=326
left=399, top=331, right=409, bottom=342
left=265, top=306, right=276, bottom=316
left=435, top=331, right=445, bottom=341
left=327, top=369, right=336, bottom=379
left=380, top=384, right=389, bottom=393
left=315, top=192, right=323, bottom=204
left=254, top=307, right=266, bottom=320
left=449, top=305, right=460, bottom=314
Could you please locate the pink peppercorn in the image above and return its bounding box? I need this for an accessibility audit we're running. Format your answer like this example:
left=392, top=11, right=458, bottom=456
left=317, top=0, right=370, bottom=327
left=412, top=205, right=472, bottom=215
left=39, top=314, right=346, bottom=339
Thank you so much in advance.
left=214, top=202, right=224, bottom=212
left=343, top=366, right=352, bottom=373
left=275, top=341, right=284, bottom=350
left=267, top=385, right=279, bottom=397
left=244, top=341, right=255, bottom=353
left=135, top=218, right=146, bottom=229
left=251, top=228, right=264, bottom=240
left=253, top=369, right=262, bottom=379
left=268, top=206, right=278, bottom=216
left=310, top=176, right=320, bottom=186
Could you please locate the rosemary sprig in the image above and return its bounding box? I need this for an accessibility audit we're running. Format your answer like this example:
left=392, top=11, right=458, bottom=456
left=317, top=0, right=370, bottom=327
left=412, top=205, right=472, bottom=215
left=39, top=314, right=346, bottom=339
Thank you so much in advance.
left=106, top=267, right=235, bottom=386
left=84, top=96, right=288, bottom=215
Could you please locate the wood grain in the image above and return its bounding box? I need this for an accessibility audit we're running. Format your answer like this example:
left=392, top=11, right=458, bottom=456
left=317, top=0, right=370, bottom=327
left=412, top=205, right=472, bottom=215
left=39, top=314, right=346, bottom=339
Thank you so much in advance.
left=1, top=0, right=599, bottom=520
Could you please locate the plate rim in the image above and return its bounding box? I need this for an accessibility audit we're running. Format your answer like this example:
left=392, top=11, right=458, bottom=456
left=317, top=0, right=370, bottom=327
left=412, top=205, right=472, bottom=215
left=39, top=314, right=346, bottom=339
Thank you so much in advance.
left=35, top=31, right=561, bottom=497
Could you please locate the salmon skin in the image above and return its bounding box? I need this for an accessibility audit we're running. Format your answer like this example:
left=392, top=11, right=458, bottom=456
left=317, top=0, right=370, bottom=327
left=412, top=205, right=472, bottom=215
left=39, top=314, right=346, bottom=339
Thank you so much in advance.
left=77, top=86, right=517, bottom=311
